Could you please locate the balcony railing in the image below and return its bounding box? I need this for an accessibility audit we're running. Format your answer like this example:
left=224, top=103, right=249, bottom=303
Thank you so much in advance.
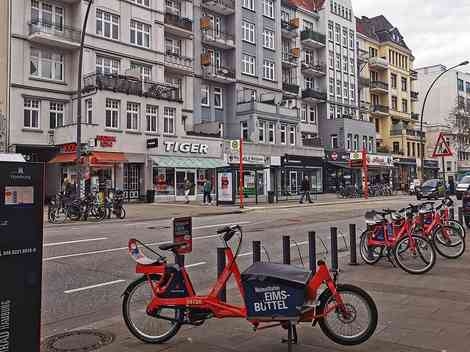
left=390, top=128, right=403, bottom=136
left=281, top=19, right=300, bottom=34
left=83, top=73, right=181, bottom=101
left=359, top=77, right=370, bottom=87
left=302, top=88, right=327, bottom=101
left=29, top=20, right=81, bottom=43
left=201, top=30, right=235, bottom=46
left=411, top=91, right=419, bottom=100
left=300, top=30, right=326, bottom=46
left=406, top=129, right=425, bottom=138
left=301, top=61, right=326, bottom=74
left=302, top=137, right=322, bottom=148
left=371, top=105, right=389, bottom=114
left=283, top=82, right=300, bottom=94
left=201, top=0, right=235, bottom=13
left=202, top=65, right=235, bottom=80
left=237, top=100, right=299, bottom=120
left=370, top=81, right=389, bottom=91
left=369, top=56, right=389, bottom=69
left=164, top=52, right=193, bottom=70
left=282, top=52, right=299, bottom=63
left=164, top=13, right=193, bottom=31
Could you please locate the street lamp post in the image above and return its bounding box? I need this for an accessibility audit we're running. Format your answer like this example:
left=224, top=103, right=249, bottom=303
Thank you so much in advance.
left=419, top=60, right=469, bottom=182
left=76, top=0, right=94, bottom=196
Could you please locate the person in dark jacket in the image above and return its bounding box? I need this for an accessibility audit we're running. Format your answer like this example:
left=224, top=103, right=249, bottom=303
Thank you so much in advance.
left=299, top=176, right=313, bottom=204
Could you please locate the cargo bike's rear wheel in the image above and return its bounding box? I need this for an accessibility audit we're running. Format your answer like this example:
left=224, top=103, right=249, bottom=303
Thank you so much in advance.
left=316, top=284, right=378, bottom=345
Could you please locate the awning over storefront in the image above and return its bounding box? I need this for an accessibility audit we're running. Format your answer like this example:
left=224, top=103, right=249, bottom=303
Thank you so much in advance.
left=90, top=152, right=127, bottom=164
left=48, top=153, right=76, bottom=164
left=152, top=156, right=227, bottom=169
left=328, top=161, right=351, bottom=169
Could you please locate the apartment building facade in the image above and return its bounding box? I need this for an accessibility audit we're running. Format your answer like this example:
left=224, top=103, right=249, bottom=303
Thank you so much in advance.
left=417, top=65, right=470, bottom=179
left=0, top=0, right=9, bottom=153
left=356, top=15, right=424, bottom=190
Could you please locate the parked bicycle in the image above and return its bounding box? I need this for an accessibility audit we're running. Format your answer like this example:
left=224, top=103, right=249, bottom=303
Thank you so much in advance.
left=123, top=225, right=378, bottom=348
left=48, top=192, right=106, bottom=223
left=106, top=190, right=126, bottom=219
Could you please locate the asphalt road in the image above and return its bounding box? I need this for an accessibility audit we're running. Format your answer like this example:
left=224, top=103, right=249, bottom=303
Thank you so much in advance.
left=41, top=196, right=422, bottom=338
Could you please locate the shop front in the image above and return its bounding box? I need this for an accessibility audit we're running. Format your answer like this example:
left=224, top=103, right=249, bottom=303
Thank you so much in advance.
left=393, top=158, right=417, bottom=192
left=280, top=154, right=323, bottom=199
left=367, top=154, right=394, bottom=186
left=325, top=151, right=360, bottom=193
left=423, top=159, right=439, bottom=180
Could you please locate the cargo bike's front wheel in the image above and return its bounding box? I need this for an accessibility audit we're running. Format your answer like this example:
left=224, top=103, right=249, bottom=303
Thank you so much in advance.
left=316, top=284, right=378, bottom=346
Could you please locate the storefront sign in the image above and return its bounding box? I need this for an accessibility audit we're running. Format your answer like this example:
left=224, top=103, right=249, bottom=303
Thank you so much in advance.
left=147, top=138, right=158, bottom=149
left=228, top=154, right=266, bottom=165
left=164, top=141, right=208, bottom=154
left=282, top=155, right=324, bottom=168
left=217, top=172, right=233, bottom=202
left=326, top=151, right=349, bottom=162
left=368, top=154, right=393, bottom=167
left=393, top=158, right=417, bottom=166
left=96, top=135, right=116, bottom=148
left=60, top=143, right=77, bottom=153
left=270, top=156, right=281, bottom=166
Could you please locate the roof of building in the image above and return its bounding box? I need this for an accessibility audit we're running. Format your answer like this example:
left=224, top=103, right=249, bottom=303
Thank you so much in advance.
left=356, top=15, right=410, bottom=51
left=286, top=0, right=325, bottom=12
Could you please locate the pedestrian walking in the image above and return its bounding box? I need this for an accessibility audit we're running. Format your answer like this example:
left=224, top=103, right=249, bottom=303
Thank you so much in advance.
left=203, top=178, right=212, bottom=205
left=299, top=176, right=313, bottom=204
left=184, top=178, right=192, bottom=204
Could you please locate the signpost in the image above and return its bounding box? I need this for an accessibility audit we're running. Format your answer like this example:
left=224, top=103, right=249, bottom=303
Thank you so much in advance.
left=432, top=132, right=453, bottom=183
left=230, top=139, right=244, bottom=209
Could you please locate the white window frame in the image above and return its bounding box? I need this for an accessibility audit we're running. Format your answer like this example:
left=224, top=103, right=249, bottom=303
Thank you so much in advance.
left=130, top=20, right=150, bottom=48
left=258, top=120, right=266, bottom=143
left=268, top=122, right=275, bottom=144
left=31, top=1, right=64, bottom=30
left=146, top=105, right=158, bottom=132
left=85, top=98, right=93, bottom=124
left=263, top=0, right=274, bottom=18
left=289, top=126, right=296, bottom=146
left=242, top=54, right=256, bottom=76
left=24, top=98, right=40, bottom=129
left=96, top=56, right=120, bottom=75
left=126, top=102, right=140, bottom=131
left=105, top=99, right=120, bottom=129
left=49, top=102, right=64, bottom=129
left=30, top=48, right=64, bottom=81
left=346, top=133, right=352, bottom=151
left=163, top=107, right=175, bottom=135
left=362, top=136, right=368, bottom=150
left=301, top=104, right=307, bottom=122
left=241, top=121, right=249, bottom=141
left=263, top=59, right=275, bottom=81
left=368, top=137, right=374, bottom=153
left=280, top=124, right=287, bottom=144
left=96, top=9, right=119, bottom=40
left=331, top=135, right=338, bottom=149
left=353, top=134, right=359, bottom=151
left=242, top=21, right=256, bottom=44
left=130, top=62, right=152, bottom=81
left=214, top=87, right=223, bottom=109
left=165, top=37, right=182, bottom=56
left=131, top=0, right=150, bottom=7
left=201, top=85, right=210, bottom=106
left=263, top=29, right=275, bottom=50
left=308, top=105, right=316, bottom=123
left=242, top=0, right=255, bottom=11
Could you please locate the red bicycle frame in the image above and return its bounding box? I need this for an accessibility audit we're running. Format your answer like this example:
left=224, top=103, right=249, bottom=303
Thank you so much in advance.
left=367, top=214, right=417, bottom=251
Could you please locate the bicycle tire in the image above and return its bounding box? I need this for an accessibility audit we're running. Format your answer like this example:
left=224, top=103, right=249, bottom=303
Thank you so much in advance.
left=393, top=234, right=436, bottom=274
left=122, top=275, right=182, bottom=344
left=317, top=284, right=378, bottom=346
left=446, top=219, right=466, bottom=239
left=432, top=225, right=466, bottom=259
left=359, top=231, right=383, bottom=265
left=117, top=207, right=126, bottom=219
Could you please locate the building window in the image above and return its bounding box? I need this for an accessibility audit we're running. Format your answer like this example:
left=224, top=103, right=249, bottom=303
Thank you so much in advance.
left=201, top=85, right=210, bottom=106
left=105, top=99, right=120, bottom=129
left=353, top=134, right=359, bottom=151
left=130, top=20, right=150, bottom=48
left=96, top=9, right=119, bottom=40
left=328, top=21, right=333, bottom=41
left=362, top=136, right=367, bottom=150
left=393, top=142, right=400, bottom=154
left=263, top=29, right=275, bottom=50
left=368, top=137, right=374, bottom=153
left=30, top=48, right=63, bottom=81
left=308, top=105, right=316, bottom=123
left=401, top=77, right=407, bottom=91
left=457, top=78, right=464, bottom=91
left=242, top=54, right=256, bottom=75
left=301, top=105, right=307, bottom=122
left=96, top=56, right=120, bottom=74
left=85, top=98, right=93, bottom=124
left=392, top=96, right=398, bottom=110
left=126, top=102, right=140, bottom=131
left=346, top=133, right=352, bottom=151
left=241, top=121, right=249, bottom=141
left=262, top=0, right=274, bottom=18
left=214, top=87, right=223, bottom=108
left=49, top=102, right=64, bottom=129
left=163, top=107, right=175, bottom=135
left=258, top=120, right=266, bottom=143
left=130, top=62, right=152, bottom=81
left=342, top=28, right=347, bottom=47
left=305, top=77, right=314, bottom=89
left=31, top=0, right=63, bottom=30
left=268, top=122, right=275, bottom=144
left=289, top=126, right=296, bottom=145
left=466, top=81, right=470, bottom=94
left=165, top=37, right=181, bottom=56
left=402, top=99, right=408, bottom=113
left=131, top=0, right=150, bottom=6
left=280, top=124, right=287, bottom=144
left=391, top=73, right=397, bottom=89
left=242, top=0, right=255, bottom=11
left=331, top=135, right=338, bottom=149
left=146, top=105, right=158, bottom=132
left=335, top=24, right=341, bottom=43
left=24, top=98, right=40, bottom=129
left=349, top=58, right=355, bottom=74
left=263, top=59, right=275, bottom=81
left=242, top=21, right=256, bottom=43
left=349, top=30, right=354, bottom=48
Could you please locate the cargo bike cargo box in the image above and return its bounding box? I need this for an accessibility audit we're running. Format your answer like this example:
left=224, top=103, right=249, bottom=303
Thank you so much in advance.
left=241, top=262, right=312, bottom=320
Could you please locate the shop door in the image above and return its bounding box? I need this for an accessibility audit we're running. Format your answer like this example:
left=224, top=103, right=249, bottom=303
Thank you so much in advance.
left=289, top=171, right=298, bottom=195
left=175, top=169, right=196, bottom=200
left=124, top=164, right=141, bottom=200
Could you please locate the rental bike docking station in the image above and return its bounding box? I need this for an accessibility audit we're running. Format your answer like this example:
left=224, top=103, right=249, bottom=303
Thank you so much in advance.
left=0, top=161, right=44, bottom=352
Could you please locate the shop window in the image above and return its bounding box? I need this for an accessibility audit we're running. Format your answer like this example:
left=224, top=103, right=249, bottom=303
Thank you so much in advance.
left=154, top=168, right=175, bottom=195
left=197, top=169, right=215, bottom=195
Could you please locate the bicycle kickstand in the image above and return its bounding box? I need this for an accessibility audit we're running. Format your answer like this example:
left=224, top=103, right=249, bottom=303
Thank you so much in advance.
left=386, top=252, right=397, bottom=268
left=282, top=321, right=298, bottom=352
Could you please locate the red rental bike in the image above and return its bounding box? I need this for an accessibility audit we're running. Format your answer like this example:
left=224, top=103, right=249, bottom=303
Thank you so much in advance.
left=123, top=225, right=378, bottom=349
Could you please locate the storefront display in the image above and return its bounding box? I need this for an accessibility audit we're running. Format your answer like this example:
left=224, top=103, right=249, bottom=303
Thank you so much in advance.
left=325, top=151, right=359, bottom=193
left=281, top=155, right=323, bottom=196
left=393, top=158, right=417, bottom=191
left=217, top=171, right=234, bottom=203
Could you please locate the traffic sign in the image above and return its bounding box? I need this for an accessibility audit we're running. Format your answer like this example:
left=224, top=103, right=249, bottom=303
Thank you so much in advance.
left=432, top=132, right=453, bottom=158
left=230, top=139, right=240, bottom=152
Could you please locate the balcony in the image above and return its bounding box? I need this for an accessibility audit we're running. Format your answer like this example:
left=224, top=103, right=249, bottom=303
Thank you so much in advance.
left=83, top=73, right=181, bottom=101
left=406, top=129, right=425, bottom=139
left=201, top=0, right=235, bottom=15
left=201, top=30, right=235, bottom=49
left=164, top=13, right=193, bottom=38
left=411, top=91, right=419, bottom=101
left=164, top=52, right=193, bottom=73
left=301, top=61, right=326, bottom=77
left=359, top=77, right=370, bottom=87
left=390, top=128, right=403, bottom=136
left=282, top=82, right=300, bottom=95
left=202, top=65, right=235, bottom=84
left=237, top=101, right=299, bottom=122
left=411, top=112, right=420, bottom=120
left=300, top=29, right=326, bottom=48
left=370, top=105, right=389, bottom=116
left=370, top=80, right=389, bottom=94
left=369, top=56, right=389, bottom=70
left=360, top=100, right=370, bottom=111
left=302, top=88, right=327, bottom=103
left=410, top=69, right=418, bottom=81
left=281, top=18, right=300, bottom=38
left=28, top=21, right=81, bottom=50
left=302, top=136, right=322, bottom=148
left=282, top=50, right=300, bottom=67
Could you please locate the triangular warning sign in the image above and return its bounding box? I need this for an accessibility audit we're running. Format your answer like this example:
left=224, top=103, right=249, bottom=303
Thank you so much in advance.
left=432, top=132, right=453, bottom=157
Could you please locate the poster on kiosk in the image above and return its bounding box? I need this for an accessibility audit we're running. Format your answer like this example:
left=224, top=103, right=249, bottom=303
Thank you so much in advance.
left=0, top=161, right=44, bottom=352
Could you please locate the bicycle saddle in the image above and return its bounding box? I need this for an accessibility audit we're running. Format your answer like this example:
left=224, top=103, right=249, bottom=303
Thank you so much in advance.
left=159, top=242, right=186, bottom=251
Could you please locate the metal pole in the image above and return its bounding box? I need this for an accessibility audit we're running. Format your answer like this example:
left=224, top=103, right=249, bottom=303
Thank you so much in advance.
left=239, top=138, right=244, bottom=209
left=349, top=224, right=358, bottom=265
left=330, top=227, right=338, bottom=271
left=76, top=0, right=94, bottom=196
left=308, top=231, right=316, bottom=272
left=450, top=207, right=455, bottom=220
left=216, top=248, right=226, bottom=302
left=282, top=235, right=290, bottom=265
left=442, top=156, right=446, bottom=184
left=252, top=240, right=261, bottom=263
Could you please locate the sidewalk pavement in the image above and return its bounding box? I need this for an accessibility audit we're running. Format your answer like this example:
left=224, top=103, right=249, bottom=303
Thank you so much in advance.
left=44, top=193, right=412, bottom=226
left=61, top=237, right=470, bottom=352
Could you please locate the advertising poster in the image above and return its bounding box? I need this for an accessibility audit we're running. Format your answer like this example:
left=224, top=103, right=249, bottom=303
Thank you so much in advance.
left=218, top=172, right=233, bottom=202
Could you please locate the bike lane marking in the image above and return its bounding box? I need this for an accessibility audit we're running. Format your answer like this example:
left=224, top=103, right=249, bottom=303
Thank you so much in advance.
left=63, top=262, right=207, bottom=294
left=44, top=237, right=108, bottom=247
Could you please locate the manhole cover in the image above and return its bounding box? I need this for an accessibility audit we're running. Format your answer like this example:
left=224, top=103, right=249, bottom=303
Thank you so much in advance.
left=42, top=330, right=114, bottom=352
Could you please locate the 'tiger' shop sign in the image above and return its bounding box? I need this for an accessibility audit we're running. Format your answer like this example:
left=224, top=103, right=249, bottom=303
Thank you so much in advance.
left=164, top=141, right=209, bottom=154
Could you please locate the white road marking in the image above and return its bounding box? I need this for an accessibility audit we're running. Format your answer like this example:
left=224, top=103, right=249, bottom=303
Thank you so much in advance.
left=290, top=241, right=308, bottom=247
left=193, top=221, right=251, bottom=230
left=239, top=251, right=253, bottom=257
left=185, top=261, right=207, bottom=268
left=64, top=279, right=126, bottom=294
left=44, top=237, right=108, bottom=247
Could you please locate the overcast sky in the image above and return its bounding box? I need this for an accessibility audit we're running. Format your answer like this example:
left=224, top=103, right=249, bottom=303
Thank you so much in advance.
left=353, top=0, right=470, bottom=70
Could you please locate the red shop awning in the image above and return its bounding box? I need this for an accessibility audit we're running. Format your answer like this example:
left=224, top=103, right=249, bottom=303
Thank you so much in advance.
left=48, top=153, right=77, bottom=164
left=89, top=152, right=127, bottom=164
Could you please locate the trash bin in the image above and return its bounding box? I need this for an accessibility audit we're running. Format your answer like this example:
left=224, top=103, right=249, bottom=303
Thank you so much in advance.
left=146, top=190, right=155, bottom=203
left=268, top=191, right=275, bottom=204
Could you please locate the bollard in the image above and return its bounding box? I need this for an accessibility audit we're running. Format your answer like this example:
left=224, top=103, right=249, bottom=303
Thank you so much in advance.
left=282, top=235, right=291, bottom=265
left=330, top=227, right=338, bottom=271
left=217, top=247, right=226, bottom=302
left=450, top=207, right=455, bottom=220
left=349, top=224, right=358, bottom=265
left=459, top=207, right=464, bottom=224
left=308, top=231, right=316, bottom=273
left=252, top=240, right=261, bottom=263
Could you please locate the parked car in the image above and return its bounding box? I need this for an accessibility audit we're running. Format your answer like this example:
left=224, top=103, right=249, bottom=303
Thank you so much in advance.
left=456, top=176, right=470, bottom=200
left=416, top=179, right=446, bottom=200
